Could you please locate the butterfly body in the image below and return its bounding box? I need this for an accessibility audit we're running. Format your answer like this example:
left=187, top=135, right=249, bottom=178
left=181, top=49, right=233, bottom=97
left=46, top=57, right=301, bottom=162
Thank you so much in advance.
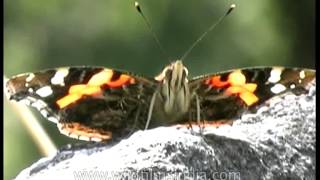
left=5, top=60, right=315, bottom=142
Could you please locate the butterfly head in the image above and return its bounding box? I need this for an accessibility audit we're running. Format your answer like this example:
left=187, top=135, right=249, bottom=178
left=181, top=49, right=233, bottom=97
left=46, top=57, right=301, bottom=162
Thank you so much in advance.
left=155, top=60, right=188, bottom=88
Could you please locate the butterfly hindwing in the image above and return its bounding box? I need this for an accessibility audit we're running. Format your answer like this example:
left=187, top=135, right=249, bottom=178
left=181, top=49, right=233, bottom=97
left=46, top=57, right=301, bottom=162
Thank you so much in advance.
left=189, top=67, right=315, bottom=121
left=6, top=67, right=157, bottom=141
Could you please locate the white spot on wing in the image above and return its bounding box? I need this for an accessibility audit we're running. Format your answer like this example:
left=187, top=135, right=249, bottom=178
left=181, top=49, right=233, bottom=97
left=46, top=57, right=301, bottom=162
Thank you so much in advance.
left=26, top=96, right=37, bottom=102
left=31, top=100, right=47, bottom=110
left=271, top=83, right=286, bottom=94
left=91, top=137, right=102, bottom=142
left=268, top=67, right=283, bottom=83
left=57, top=123, right=63, bottom=130
left=68, top=133, right=79, bottom=139
left=26, top=73, right=35, bottom=82
left=48, top=117, right=58, bottom=123
left=51, top=68, right=69, bottom=86
left=290, top=84, right=296, bottom=89
left=60, top=129, right=69, bottom=136
left=19, top=99, right=31, bottom=106
left=36, top=86, right=53, bottom=97
left=40, top=109, right=48, bottom=117
left=299, top=70, right=305, bottom=79
left=28, top=88, right=34, bottom=93
left=78, top=136, right=91, bottom=141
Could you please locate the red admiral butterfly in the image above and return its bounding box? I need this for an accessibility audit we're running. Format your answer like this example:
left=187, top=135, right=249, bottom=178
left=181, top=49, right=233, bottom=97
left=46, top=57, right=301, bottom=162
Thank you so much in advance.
left=5, top=61, right=315, bottom=142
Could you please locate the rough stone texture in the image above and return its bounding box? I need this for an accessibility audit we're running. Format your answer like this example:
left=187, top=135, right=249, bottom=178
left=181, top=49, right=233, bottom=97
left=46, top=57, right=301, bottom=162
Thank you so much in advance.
left=15, top=83, right=316, bottom=180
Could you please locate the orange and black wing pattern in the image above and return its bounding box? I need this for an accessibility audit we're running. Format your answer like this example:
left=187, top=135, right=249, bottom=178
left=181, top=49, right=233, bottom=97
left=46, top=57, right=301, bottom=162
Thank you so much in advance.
left=189, top=67, right=315, bottom=122
left=6, top=67, right=157, bottom=141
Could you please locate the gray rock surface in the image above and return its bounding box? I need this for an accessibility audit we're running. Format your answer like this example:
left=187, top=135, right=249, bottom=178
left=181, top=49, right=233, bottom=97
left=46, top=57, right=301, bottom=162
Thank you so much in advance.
left=15, top=84, right=316, bottom=180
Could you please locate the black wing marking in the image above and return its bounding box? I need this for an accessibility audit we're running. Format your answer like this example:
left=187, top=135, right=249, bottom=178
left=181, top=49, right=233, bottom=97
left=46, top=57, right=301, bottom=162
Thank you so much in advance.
left=6, top=66, right=158, bottom=141
left=188, top=67, right=315, bottom=121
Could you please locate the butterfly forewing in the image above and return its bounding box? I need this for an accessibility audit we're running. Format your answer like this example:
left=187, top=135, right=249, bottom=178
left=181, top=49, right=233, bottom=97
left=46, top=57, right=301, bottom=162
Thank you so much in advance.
left=6, top=67, right=157, bottom=141
left=189, top=67, right=315, bottom=121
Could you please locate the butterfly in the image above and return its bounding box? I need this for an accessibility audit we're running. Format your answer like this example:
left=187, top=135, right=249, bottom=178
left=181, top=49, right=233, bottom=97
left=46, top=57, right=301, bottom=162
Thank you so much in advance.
left=5, top=60, right=315, bottom=142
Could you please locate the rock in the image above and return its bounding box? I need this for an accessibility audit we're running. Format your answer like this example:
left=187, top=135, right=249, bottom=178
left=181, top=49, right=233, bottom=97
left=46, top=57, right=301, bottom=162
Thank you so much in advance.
left=15, top=84, right=315, bottom=180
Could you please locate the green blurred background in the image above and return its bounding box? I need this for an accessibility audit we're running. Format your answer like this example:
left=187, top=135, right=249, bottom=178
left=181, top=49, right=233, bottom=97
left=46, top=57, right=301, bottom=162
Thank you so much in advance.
left=4, top=0, right=315, bottom=179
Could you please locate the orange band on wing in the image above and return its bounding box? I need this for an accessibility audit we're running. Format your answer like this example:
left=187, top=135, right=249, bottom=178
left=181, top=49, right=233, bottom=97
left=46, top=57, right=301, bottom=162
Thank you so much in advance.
left=106, top=74, right=135, bottom=88
left=56, top=94, right=82, bottom=109
left=56, top=69, right=135, bottom=108
left=207, top=76, right=229, bottom=87
left=59, top=122, right=112, bottom=141
left=87, top=69, right=113, bottom=86
left=206, top=70, right=259, bottom=106
left=56, top=86, right=102, bottom=108
left=239, top=91, right=259, bottom=106
left=228, top=71, right=246, bottom=85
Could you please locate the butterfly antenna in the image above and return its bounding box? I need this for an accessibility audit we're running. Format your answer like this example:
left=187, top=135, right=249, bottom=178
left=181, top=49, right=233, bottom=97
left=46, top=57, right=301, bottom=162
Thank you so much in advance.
left=134, top=1, right=169, bottom=60
left=180, top=4, right=236, bottom=61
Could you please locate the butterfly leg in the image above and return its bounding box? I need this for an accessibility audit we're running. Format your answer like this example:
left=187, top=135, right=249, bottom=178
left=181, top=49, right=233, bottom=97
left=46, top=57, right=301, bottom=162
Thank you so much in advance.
left=145, top=91, right=157, bottom=130
left=125, top=104, right=142, bottom=138
left=187, top=113, right=194, bottom=131
left=195, top=94, right=205, bottom=135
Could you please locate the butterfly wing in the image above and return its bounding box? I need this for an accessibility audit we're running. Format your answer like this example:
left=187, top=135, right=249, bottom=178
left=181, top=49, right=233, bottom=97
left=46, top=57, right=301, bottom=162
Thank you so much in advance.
left=6, top=67, right=158, bottom=141
left=188, top=67, right=315, bottom=121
